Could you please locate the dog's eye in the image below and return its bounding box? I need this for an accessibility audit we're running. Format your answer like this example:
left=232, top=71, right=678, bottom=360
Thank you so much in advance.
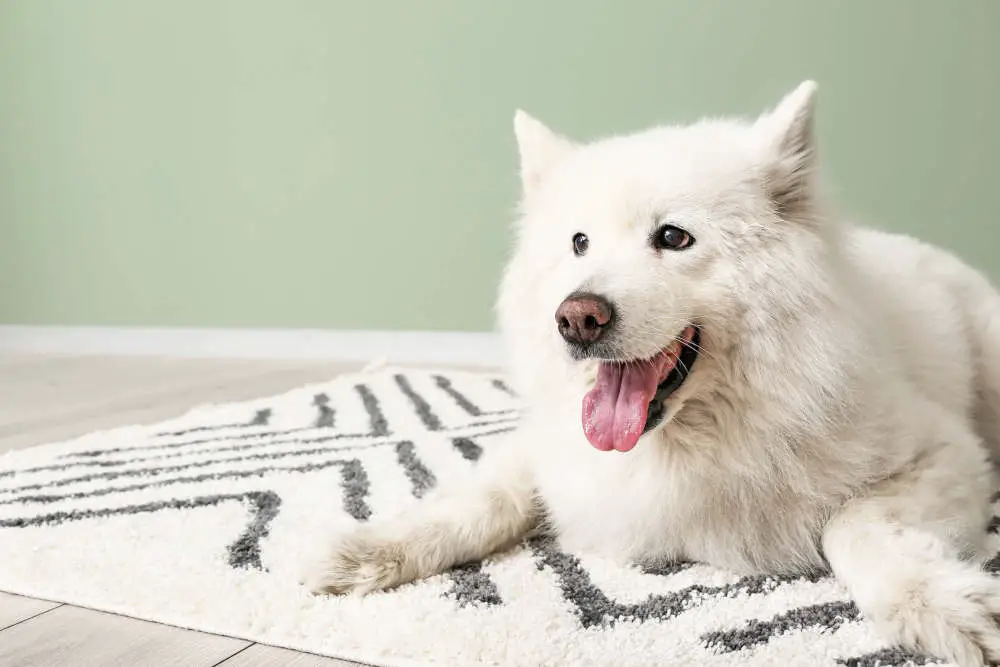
left=652, top=224, right=694, bottom=251
left=572, top=232, right=589, bottom=256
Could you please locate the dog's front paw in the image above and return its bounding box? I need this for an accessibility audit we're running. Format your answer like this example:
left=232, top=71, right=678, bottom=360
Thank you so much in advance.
left=307, top=530, right=408, bottom=596
left=881, top=565, right=1000, bottom=667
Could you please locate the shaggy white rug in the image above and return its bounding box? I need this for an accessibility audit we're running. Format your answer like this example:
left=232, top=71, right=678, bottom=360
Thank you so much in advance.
left=0, top=367, right=963, bottom=666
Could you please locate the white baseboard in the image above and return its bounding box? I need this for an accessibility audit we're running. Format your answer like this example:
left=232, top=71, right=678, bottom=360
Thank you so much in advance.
left=0, top=326, right=505, bottom=367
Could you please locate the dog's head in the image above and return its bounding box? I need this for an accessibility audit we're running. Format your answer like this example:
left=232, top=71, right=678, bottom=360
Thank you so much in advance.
left=498, top=82, right=832, bottom=452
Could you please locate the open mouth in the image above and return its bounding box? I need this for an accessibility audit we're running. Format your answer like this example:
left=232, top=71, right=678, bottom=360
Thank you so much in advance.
left=581, top=326, right=700, bottom=452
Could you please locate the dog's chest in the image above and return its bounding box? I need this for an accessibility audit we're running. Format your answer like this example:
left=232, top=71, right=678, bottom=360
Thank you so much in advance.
left=531, top=442, right=829, bottom=574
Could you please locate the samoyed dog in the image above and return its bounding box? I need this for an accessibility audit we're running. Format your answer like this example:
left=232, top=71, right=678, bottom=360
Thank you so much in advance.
left=311, top=82, right=1000, bottom=666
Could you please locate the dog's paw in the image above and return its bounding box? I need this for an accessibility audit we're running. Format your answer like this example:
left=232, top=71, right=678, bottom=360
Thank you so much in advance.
left=882, top=565, right=1000, bottom=667
left=306, top=530, right=408, bottom=596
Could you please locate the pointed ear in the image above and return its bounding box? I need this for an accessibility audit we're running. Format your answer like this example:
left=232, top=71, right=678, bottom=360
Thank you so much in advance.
left=755, top=81, right=819, bottom=220
left=513, top=110, right=575, bottom=196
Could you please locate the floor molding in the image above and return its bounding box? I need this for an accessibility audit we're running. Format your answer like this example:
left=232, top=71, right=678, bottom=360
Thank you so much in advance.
left=0, top=326, right=504, bottom=367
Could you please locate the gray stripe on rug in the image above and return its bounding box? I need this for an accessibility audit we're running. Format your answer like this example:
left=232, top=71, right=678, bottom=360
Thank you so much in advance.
left=701, top=600, right=860, bottom=652
left=355, top=383, right=390, bottom=437
left=395, top=440, right=436, bottom=498
left=446, top=561, right=502, bottom=607
left=395, top=374, right=442, bottom=431
left=434, top=375, right=482, bottom=417
left=313, top=393, right=336, bottom=428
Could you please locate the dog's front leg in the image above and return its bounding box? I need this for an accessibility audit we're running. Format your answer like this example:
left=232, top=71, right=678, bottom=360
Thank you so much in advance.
left=822, top=439, right=1000, bottom=666
left=308, top=452, right=537, bottom=596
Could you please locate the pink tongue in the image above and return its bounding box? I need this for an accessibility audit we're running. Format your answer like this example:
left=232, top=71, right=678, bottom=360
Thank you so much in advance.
left=582, top=353, right=678, bottom=452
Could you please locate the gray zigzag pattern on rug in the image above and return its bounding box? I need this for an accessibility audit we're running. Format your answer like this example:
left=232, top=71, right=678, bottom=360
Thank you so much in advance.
left=0, top=371, right=958, bottom=664
left=526, top=535, right=941, bottom=665
left=0, top=374, right=512, bottom=604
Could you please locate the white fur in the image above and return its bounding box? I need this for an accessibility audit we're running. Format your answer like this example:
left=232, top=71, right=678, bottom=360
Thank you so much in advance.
left=309, top=82, right=1000, bottom=666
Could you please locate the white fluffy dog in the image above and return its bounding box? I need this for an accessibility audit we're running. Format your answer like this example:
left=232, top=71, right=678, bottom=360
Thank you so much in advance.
left=311, top=82, right=1000, bottom=666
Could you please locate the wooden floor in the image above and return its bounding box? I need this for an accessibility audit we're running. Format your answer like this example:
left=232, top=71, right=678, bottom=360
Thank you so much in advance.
left=0, top=354, right=374, bottom=667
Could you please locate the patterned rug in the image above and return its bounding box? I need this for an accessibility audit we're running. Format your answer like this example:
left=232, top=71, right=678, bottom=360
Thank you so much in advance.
left=0, top=367, right=952, bottom=666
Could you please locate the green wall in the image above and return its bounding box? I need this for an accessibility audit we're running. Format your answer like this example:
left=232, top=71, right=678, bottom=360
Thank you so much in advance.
left=1, top=1, right=998, bottom=332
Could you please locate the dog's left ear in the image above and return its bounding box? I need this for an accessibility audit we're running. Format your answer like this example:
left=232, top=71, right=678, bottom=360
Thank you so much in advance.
left=755, top=81, right=819, bottom=221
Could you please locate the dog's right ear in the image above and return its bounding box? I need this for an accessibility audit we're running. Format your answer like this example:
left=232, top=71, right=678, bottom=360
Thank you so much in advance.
left=514, top=110, right=575, bottom=197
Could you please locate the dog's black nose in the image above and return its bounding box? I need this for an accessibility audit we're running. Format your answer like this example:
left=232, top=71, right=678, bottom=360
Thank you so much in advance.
left=555, top=292, right=614, bottom=346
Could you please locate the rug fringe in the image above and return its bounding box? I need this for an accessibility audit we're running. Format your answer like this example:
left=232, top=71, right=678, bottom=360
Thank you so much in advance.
left=361, top=355, right=389, bottom=373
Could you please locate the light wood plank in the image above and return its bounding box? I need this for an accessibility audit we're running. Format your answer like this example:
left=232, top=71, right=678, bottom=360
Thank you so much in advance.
left=0, top=592, right=60, bottom=631
left=0, top=604, right=250, bottom=667
left=0, top=355, right=329, bottom=427
left=0, top=357, right=362, bottom=453
left=218, top=643, right=367, bottom=667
